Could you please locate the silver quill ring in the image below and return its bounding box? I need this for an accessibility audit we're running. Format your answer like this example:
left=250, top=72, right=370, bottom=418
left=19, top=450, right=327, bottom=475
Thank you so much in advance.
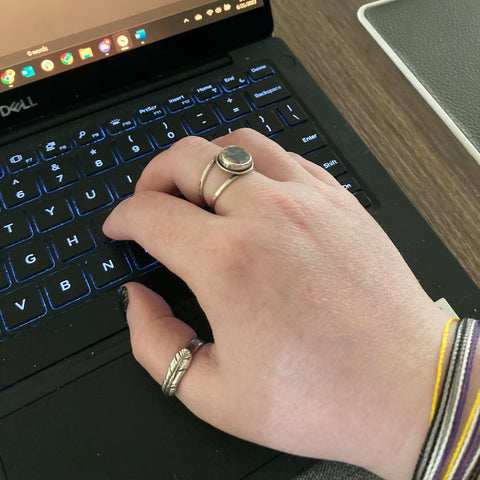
left=162, top=338, right=205, bottom=396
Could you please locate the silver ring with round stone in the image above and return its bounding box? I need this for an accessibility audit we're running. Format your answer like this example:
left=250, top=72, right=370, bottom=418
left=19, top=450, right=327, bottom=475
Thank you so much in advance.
left=199, top=146, right=254, bottom=209
left=216, top=145, right=254, bottom=174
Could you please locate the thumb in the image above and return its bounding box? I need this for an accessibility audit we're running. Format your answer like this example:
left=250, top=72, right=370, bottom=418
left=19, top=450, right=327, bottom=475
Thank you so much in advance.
left=119, top=282, right=224, bottom=417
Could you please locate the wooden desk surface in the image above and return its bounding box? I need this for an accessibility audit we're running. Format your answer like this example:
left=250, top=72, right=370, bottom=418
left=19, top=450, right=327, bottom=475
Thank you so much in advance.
left=271, top=0, right=480, bottom=289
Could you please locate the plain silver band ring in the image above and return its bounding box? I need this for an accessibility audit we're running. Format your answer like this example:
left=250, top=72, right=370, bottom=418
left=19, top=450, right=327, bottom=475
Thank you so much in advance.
left=199, top=157, right=216, bottom=206
left=209, top=175, right=239, bottom=210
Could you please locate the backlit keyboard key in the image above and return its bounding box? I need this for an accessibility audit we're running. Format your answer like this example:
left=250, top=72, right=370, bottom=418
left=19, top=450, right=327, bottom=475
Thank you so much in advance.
left=339, top=176, right=361, bottom=193
left=6, top=151, right=38, bottom=173
left=247, top=78, right=291, bottom=108
left=248, top=64, right=274, bottom=81
left=111, top=166, right=142, bottom=198
left=0, top=213, right=32, bottom=248
left=78, top=145, right=118, bottom=175
left=166, top=93, right=194, bottom=112
left=221, top=74, right=249, bottom=91
left=194, top=84, right=222, bottom=102
left=10, top=243, right=54, bottom=281
left=114, top=132, right=153, bottom=161
left=87, top=247, right=131, bottom=288
left=216, top=93, right=251, bottom=121
left=273, top=124, right=327, bottom=155
left=137, top=104, right=165, bottom=123
left=74, top=126, right=104, bottom=146
left=278, top=101, right=307, bottom=126
left=1, top=172, right=40, bottom=208
left=53, top=225, right=95, bottom=261
left=106, top=116, right=135, bottom=135
left=40, top=138, right=71, bottom=159
left=150, top=118, right=187, bottom=147
left=247, top=111, right=283, bottom=136
left=306, top=150, right=347, bottom=178
left=0, top=285, right=46, bottom=330
left=33, top=197, right=74, bottom=231
left=72, top=181, right=113, bottom=214
left=44, top=266, right=90, bottom=308
left=40, top=157, right=79, bottom=191
left=184, top=106, right=220, bottom=133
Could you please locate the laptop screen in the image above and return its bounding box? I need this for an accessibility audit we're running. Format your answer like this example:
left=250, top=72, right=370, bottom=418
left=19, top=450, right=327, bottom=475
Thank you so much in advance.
left=0, top=0, right=264, bottom=91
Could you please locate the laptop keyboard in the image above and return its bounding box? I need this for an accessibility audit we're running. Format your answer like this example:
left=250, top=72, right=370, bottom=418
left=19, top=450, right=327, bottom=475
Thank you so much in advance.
left=0, top=63, right=371, bottom=385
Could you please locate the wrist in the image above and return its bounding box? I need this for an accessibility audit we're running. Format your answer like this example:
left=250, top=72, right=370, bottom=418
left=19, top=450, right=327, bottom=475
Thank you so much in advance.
left=413, top=317, right=480, bottom=480
left=368, top=315, right=480, bottom=480
left=356, top=306, right=453, bottom=480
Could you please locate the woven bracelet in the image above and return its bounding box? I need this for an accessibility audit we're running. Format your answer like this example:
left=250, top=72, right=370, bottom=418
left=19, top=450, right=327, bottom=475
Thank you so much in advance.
left=413, top=318, right=480, bottom=480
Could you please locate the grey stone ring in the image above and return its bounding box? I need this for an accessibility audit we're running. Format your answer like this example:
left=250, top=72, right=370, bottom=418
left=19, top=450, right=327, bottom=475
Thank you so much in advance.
left=199, top=146, right=254, bottom=209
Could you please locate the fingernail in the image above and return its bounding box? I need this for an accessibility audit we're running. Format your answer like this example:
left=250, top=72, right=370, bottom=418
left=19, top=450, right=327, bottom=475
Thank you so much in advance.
left=118, top=286, right=129, bottom=315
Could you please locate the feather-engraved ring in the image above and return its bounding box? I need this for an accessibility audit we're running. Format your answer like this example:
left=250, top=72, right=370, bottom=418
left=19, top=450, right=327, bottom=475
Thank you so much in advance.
left=162, top=338, right=205, bottom=396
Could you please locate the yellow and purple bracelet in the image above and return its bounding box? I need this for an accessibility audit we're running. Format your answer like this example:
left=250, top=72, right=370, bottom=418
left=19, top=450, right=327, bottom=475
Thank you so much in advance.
left=413, top=318, right=480, bottom=480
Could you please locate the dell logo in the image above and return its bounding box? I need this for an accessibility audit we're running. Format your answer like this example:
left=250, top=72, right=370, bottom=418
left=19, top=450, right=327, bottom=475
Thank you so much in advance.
left=0, top=97, right=39, bottom=118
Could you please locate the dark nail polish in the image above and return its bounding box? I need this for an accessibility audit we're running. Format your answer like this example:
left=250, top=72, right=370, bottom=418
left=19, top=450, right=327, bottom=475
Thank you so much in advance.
left=118, top=286, right=129, bottom=315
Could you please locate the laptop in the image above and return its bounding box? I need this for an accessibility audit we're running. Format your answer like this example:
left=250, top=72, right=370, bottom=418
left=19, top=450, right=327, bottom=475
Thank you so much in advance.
left=0, top=1, right=478, bottom=479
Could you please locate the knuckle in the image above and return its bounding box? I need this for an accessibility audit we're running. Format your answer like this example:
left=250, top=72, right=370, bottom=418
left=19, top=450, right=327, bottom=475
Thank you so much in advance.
left=128, top=190, right=156, bottom=213
left=171, top=135, right=210, bottom=152
left=227, top=127, right=262, bottom=144
left=268, top=186, right=315, bottom=227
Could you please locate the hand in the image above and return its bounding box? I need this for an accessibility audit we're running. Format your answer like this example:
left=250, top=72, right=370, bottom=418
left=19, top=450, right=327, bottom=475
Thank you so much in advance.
left=103, top=129, right=449, bottom=480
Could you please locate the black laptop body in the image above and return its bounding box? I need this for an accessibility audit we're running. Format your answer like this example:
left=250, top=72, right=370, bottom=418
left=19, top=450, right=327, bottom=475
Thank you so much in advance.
left=0, top=1, right=478, bottom=479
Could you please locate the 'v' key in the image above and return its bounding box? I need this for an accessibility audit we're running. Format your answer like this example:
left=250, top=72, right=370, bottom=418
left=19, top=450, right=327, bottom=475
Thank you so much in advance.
left=0, top=285, right=46, bottom=330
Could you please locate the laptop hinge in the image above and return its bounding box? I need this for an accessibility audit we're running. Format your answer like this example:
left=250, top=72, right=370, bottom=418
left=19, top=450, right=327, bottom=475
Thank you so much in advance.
left=0, top=53, right=232, bottom=145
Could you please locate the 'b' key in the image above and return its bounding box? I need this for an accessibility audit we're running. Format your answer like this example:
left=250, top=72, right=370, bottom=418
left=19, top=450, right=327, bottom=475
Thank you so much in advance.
left=43, top=266, right=90, bottom=308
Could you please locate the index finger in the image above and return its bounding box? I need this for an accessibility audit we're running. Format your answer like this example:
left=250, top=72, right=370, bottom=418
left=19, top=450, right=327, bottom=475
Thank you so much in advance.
left=103, top=190, right=219, bottom=285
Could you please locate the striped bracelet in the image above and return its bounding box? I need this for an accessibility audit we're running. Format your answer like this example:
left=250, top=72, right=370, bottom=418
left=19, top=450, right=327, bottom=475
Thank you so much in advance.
left=413, top=317, right=480, bottom=480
